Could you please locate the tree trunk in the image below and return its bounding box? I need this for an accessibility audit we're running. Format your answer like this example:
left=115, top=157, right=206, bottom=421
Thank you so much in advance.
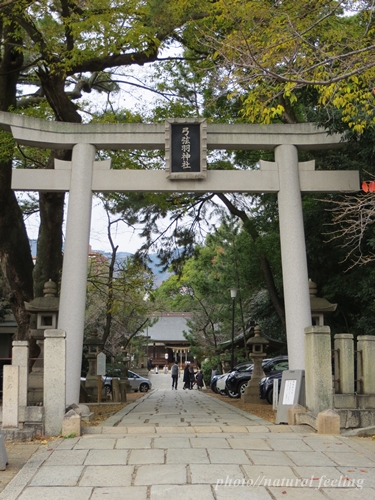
left=0, top=24, right=34, bottom=339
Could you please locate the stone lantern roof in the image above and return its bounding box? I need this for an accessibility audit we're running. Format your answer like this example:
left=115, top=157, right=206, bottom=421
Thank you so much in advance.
left=24, top=280, right=59, bottom=312
left=246, top=325, right=269, bottom=354
left=309, top=279, right=337, bottom=314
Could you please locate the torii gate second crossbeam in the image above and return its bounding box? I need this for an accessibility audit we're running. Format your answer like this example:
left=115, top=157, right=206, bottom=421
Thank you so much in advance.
left=0, top=113, right=359, bottom=406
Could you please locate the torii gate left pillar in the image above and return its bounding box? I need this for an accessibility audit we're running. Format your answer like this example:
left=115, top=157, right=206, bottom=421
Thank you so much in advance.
left=58, top=144, right=95, bottom=406
left=1, top=113, right=359, bottom=405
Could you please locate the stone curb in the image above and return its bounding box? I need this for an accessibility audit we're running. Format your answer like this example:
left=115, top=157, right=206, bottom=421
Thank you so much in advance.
left=342, top=425, right=375, bottom=437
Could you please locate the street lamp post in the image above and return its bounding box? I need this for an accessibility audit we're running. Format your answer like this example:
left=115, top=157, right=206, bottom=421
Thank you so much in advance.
left=230, top=288, right=237, bottom=370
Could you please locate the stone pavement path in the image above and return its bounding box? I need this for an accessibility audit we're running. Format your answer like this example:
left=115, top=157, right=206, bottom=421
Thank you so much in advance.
left=1, top=371, right=375, bottom=499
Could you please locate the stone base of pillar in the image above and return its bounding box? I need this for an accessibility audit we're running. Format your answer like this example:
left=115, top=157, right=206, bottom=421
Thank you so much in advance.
left=287, top=403, right=307, bottom=425
left=112, top=379, right=121, bottom=402
left=120, top=381, right=131, bottom=402
left=242, top=378, right=267, bottom=404
left=62, top=409, right=81, bottom=437
left=317, top=409, right=340, bottom=434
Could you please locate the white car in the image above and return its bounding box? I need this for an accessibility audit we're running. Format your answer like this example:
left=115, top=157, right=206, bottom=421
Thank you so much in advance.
left=215, top=374, right=230, bottom=395
left=99, top=370, right=152, bottom=393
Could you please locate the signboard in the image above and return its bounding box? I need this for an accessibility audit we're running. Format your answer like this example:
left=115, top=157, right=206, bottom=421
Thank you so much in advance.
left=276, top=370, right=305, bottom=424
left=282, top=379, right=297, bottom=405
left=165, top=118, right=207, bottom=180
left=96, top=352, right=106, bottom=376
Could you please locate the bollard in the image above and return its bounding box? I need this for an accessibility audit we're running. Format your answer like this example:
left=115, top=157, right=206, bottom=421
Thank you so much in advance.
left=0, top=434, right=8, bottom=470
left=112, top=378, right=121, bottom=402
left=272, top=378, right=279, bottom=410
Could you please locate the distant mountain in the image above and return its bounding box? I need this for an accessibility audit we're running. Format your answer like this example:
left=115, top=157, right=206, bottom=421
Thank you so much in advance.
left=29, top=238, right=171, bottom=287
left=92, top=249, right=171, bottom=286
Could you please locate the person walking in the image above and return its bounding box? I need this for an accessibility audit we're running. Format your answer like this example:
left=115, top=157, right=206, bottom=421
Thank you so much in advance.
left=188, top=365, right=195, bottom=390
left=171, top=361, right=179, bottom=389
left=196, top=369, right=204, bottom=390
left=183, top=363, right=190, bottom=390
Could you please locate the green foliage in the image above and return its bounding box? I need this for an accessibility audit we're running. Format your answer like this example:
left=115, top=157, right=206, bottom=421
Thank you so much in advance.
left=0, top=132, right=15, bottom=163
left=86, top=253, right=154, bottom=355
left=198, top=0, right=375, bottom=130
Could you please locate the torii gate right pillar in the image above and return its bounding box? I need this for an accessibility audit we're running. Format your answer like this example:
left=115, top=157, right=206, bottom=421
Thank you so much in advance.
left=276, top=144, right=311, bottom=369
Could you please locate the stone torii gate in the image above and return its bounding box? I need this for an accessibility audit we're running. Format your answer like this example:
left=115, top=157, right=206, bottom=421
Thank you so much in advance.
left=0, top=113, right=359, bottom=406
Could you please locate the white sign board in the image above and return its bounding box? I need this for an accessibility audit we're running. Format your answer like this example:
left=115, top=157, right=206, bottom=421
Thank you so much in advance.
left=96, top=352, right=106, bottom=376
left=275, top=370, right=305, bottom=424
left=282, top=379, right=297, bottom=405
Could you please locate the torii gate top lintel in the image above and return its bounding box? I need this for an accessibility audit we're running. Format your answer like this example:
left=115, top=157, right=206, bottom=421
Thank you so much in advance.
left=0, top=111, right=344, bottom=151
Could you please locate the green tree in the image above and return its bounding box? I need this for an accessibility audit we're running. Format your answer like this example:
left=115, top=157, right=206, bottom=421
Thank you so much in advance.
left=202, top=0, right=375, bottom=130
left=0, top=0, right=211, bottom=337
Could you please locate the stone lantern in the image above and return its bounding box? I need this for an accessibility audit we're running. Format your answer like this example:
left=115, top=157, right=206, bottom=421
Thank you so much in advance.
left=83, top=327, right=104, bottom=400
left=24, top=280, right=59, bottom=404
left=242, top=325, right=269, bottom=404
left=119, top=348, right=131, bottom=402
left=309, top=279, right=337, bottom=326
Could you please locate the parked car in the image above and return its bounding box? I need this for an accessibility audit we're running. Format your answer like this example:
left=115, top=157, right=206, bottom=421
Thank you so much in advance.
left=225, top=356, right=288, bottom=398
left=259, top=370, right=283, bottom=404
left=210, top=361, right=254, bottom=394
left=83, top=370, right=152, bottom=394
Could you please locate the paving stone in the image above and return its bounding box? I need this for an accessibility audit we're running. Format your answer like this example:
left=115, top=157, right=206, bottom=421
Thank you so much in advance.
left=193, top=426, right=223, bottom=433
left=268, top=486, right=327, bottom=499
left=285, top=451, right=337, bottom=466
left=241, top=465, right=299, bottom=482
left=73, top=438, right=116, bottom=450
left=268, top=438, right=313, bottom=452
left=18, top=486, right=93, bottom=500
left=91, top=486, right=147, bottom=499
left=291, top=466, right=344, bottom=481
left=153, top=437, right=191, bottom=449
left=115, top=437, right=153, bottom=449
left=247, top=450, right=295, bottom=466
left=44, top=449, right=88, bottom=465
left=128, top=449, right=165, bottom=464
left=190, top=463, right=244, bottom=484
left=214, top=485, right=273, bottom=499
left=321, top=487, right=374, bottom=499
left=324, top=452, right=375, bottom=467
left=227, top=438, right=271, bottom=450
left=166, top=448, right=209, bottom=464
left=134, top=464, right=187, bottom=485
left=302, top=437, right=355, bottom=453
left=155, top=427, right=195, bottom=434
left=79, top=465, right=134, bottom=486
left=55, top=438, right=79, bottom=449
left=84, top=449, right=130, bottom=465
left=207, top=448, right=251, bottom=464
left=30, top=465, right=84, bottom=486
left=245, top=426, right=271, bottom=433
left=218, top=426, right=248, bottom=433
left=336, top=466, right=375, bottom=488
left=268, top=426, right=293, bottom=433
left=190, top=437, right=230, bottom=449
left=151, top=484, right=214, bottom=500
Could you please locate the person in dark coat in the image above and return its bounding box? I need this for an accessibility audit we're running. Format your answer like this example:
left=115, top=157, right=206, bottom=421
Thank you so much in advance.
left=188, top=366, right=195, bottom=389
left=196, top=370, right=204, bottom=390
left=183, top=363, right=190, bottom=390
left=171, top=361, right=179, bottom=390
